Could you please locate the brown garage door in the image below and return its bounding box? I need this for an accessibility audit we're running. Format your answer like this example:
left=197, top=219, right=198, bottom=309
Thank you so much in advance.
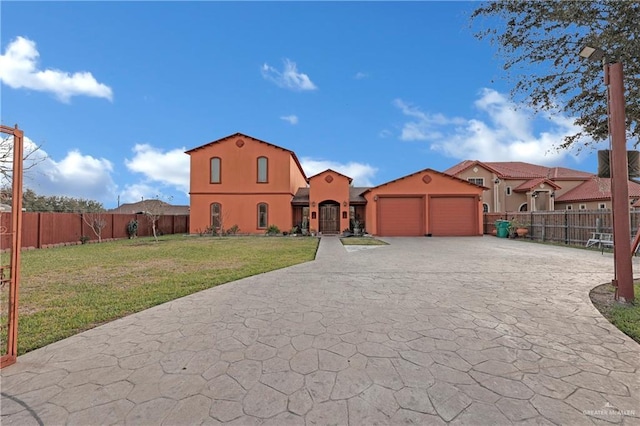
left=378, top=197, right=424, bottom=236
left=429, top=196, right=477, bottom=236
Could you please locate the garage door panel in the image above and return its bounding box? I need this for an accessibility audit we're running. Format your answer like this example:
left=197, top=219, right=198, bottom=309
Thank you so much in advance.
left=378, top=197, right=423, bottom=236
left=429, top=197, right=476, bottom=236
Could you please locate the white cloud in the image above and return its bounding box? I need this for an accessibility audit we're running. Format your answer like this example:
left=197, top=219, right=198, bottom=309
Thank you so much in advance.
left=394, top=89, right=593, bottom=165
left=354, top=72, right=369, bottom=80
left=393, top=99, right=463, bottom=141
left=280, top=115, right=299, bottom=125
left=300, top=157, right=378, bottom=187
left=262, top=59, right=317, bottom=91
left=124, top=144, right=190, bottom=192
left=1, top=135, right=117, bottom=202
left=118, top=183, right=163, bottom=204
left=0, top=36, right=113, bottom=102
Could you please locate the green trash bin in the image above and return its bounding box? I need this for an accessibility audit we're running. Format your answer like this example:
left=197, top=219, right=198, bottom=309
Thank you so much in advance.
left=495, top=220, right=510, bottom=238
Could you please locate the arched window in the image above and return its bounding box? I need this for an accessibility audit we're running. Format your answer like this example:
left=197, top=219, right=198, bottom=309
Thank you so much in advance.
left=210, top=157, right=221, bottom=183
left=482, top=203, right=489, bottom=213
left=519, top=203, right=528, bottom=212
left=257, top=157, right=268, bottom=183
left=258, top=203, right=268, bottom=229
left=211, top=203, right=222, bottom=229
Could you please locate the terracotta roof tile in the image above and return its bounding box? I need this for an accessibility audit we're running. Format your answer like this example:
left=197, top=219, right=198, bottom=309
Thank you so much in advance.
left=292, top=187, right=369, bottom=205
left=555, top=178, right=640, bottom=202
left=513, top=178, right=561, bottom=192
left=444, top=160, right=594, bottom=180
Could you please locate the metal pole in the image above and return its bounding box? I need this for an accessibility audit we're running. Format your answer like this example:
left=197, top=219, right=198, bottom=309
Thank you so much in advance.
left=607, top=62, right=634, bottom=302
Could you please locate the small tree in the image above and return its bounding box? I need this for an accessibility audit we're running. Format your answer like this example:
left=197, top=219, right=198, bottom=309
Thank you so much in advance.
left=140, top=196, right=172, bottom=242
left=81, top=211, right=107, bottom=243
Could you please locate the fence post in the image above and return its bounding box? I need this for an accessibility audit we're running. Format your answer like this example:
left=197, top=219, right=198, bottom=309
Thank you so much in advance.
left=595, top=217, right=601, bottom=233
left=37, top=212, right=43, bottom=248
left=564, top=210, right=568, bottom=245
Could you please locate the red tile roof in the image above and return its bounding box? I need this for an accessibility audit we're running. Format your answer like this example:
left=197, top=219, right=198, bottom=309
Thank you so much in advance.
left=555, top=178, right=640, bottom=202
left=512, top=178, right=561, bottom=193
left=444, top=160, right=594, bottom=180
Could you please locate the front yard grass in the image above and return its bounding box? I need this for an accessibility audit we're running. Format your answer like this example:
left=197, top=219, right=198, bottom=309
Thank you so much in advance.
left=10, top=235, right=319, bottom=355
left=590, top=282, right=640, bottom=344
left=340, top=237, right=388, bottom=246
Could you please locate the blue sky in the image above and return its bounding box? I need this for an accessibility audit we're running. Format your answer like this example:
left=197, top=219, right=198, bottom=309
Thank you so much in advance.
left=1, top=1, right=605, bottom=208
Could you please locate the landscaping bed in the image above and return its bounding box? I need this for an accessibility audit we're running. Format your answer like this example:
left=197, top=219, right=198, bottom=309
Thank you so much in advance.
left=590, top=282, right=640, bottom=344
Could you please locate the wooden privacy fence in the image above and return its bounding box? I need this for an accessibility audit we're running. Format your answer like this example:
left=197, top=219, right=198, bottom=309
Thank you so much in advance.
left=0, top=212, right=190, bottom=250
left=484, top=210, right=640, bottom=246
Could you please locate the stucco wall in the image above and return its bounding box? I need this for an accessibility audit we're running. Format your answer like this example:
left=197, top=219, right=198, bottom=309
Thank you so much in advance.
left=188, top=135, right=304, bottom=234
left=308, top=171, right=351, bottom=233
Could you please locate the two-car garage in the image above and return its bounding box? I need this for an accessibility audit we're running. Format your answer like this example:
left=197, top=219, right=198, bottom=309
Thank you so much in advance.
left=366, top=169, right=484, bottom=237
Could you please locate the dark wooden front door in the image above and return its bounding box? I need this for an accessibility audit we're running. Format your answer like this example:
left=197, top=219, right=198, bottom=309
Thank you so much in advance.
left=319, top=204, right=339, bottom=234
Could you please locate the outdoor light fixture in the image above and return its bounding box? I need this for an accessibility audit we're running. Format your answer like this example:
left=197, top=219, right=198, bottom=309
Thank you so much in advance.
left=578, top=45, right=606, bottom=62
left=579, top=45, right=634, bottom=302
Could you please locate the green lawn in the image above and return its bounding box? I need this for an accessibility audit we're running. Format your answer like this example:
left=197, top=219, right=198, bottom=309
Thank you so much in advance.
left=608, top=284, right=640, bottom=343
left=340, top=237, right=388, bottom=246
left=7, top=235, right=319, bottom=355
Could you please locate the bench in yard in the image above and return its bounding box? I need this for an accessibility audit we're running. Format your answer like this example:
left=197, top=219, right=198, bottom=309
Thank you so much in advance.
left=586, top=232, right=614, bottom=253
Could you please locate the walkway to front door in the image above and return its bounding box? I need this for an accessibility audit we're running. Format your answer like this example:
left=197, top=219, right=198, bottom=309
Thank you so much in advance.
left=319, top=202, right=339, bottom=234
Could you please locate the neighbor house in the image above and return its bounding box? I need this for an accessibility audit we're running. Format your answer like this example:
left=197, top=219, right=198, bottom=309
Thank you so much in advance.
left=444, top=160, right=640, bottom=212
left=186, top=133, right=485, bottom=236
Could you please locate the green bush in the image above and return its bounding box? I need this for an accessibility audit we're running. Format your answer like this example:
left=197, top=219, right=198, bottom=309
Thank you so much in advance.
left=265, top=225, right=281, bottom=235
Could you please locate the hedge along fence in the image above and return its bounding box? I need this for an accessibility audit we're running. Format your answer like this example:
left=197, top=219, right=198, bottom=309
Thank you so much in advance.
left=484, top=209, right=640, bottom=246
left=0, top=212, right=190, bottom=250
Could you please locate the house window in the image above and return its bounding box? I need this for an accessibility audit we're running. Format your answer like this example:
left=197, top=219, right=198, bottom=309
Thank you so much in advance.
left=566, top=205, right=573, bottom=210
left=579, top=204, right=587, bottom=210
left=506, top=187, right=512, bottom=196
left=598, top=203, right=607, bottom=209
left=210, top=157, right=221, bottom=183
left=468, top=177, right=484, bottom=186
left=257, top=157, right=268, bottom=183
left=211, top=203, right=222, bottom=229
left=257, top=203, right=268, bottom=228
left=482, top=203, right=489, bottom=213
left=519, top=203, right=528, bottom=212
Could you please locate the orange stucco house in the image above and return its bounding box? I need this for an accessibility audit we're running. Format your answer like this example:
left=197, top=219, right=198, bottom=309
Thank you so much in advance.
left=187, top=133, right=485, bottom=236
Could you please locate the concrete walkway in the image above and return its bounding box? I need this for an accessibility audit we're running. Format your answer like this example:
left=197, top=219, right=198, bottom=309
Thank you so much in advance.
left=1, top=236, right=639, bottom=425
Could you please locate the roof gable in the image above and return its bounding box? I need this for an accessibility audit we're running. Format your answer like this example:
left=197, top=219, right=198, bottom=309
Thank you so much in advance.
left=308, top=168, right=353, bottom=184
left=513, top=178, right=561, bottom=193
left=185, top=132, right=307, bottom=180
left=366, top=167, right=488, bottom=193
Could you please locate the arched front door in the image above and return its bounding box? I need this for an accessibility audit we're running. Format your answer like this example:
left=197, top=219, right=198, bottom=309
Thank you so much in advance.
left=319, top=201, right=340, bottom=234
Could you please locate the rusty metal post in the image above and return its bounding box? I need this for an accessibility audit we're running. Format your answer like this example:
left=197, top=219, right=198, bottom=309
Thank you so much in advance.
left=1, top=124, right=24, bottom=368
left=606, top=62, right=634, bottom=302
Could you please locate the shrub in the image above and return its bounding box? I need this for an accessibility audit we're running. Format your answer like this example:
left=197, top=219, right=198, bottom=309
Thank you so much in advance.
left=265, top=225, right=281, bottom=236
left=126, top=220, right=138, bottom=239
left=227, top=224, right=240, bottom=235
left=79, top=235, right=90, bottom=244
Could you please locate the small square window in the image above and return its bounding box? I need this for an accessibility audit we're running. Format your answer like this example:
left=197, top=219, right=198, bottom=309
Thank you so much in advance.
left=468, top=177, right=484, bottom=186
left=598, top=203, right=607, bottom=209
left=579, top=204, right=587, bottom=210
left=566, top=205, right=573, bottom=210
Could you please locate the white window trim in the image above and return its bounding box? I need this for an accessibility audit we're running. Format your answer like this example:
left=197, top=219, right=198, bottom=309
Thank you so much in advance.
left=579, top=204, right=587, bottom=210
left=598, top=203, right=607, bottom=209
left=518, top=203, right=528, bottom=212
left=482, top=203, right=490, bottom=213
left=467, top=177, right=484, bottom=186
left=506, top=186, right=512, bottom=196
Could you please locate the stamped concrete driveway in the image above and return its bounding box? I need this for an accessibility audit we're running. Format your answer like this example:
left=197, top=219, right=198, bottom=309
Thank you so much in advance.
left=1, top=237, right=639, bottom=425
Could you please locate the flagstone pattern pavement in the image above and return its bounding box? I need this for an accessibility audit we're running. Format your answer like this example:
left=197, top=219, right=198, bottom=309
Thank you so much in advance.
left=1, top=237, right=639, bottom=425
